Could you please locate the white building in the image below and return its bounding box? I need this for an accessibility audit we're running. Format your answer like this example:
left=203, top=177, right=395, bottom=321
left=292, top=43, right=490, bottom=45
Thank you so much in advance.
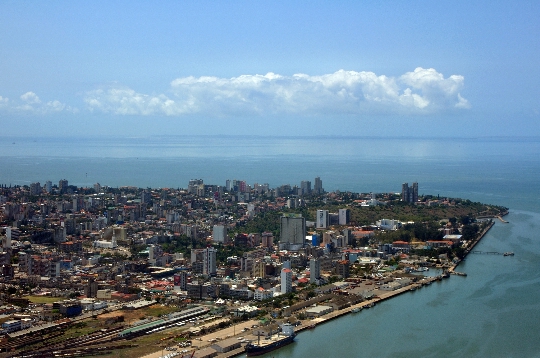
left=316, top=210, right=329, bottom=229
left=338, top=209, right=350, bottom=225
left=254, top=287, right=273, bottom=301
left=203, top=247, right=217, bottom=276
left=281, top=268, right=292, bottom=294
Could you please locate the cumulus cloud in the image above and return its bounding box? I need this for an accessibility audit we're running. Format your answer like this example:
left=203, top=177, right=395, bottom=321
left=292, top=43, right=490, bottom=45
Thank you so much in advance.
left=0, top=91, right=75, bottom=114
left=20, top=91, right=41, bottom=104
left=84, top=67, right=470, bottom=117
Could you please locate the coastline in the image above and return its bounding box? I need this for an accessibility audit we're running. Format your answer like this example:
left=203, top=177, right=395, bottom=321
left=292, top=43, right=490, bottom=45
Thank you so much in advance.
left=164, top=217, right=501, bottom=358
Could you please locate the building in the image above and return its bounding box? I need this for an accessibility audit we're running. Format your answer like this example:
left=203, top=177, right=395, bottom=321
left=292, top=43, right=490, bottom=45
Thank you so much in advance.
left=59, top=179, right=68, bottom=194
left=401, top=182, right=418, bottom=203
left=254, top=287, right=273, bottom=301
left=281, top=268, right=292, bottom=294
left=300, top=180, right=311, bottom=195
left=203, top=247, right=217, bottom=276
left=279, top=215, right=306, bottom=250
left=309, top=258, right=320, bottom=284
left=29, top=182, right=41, bottom=195
left=338, top=209, right=350, bottom=225
left=314, top=177, right=323, bottom=194
left=212, top=225, right=228, bottom=244
left=316, top=210, right=329, bottom=229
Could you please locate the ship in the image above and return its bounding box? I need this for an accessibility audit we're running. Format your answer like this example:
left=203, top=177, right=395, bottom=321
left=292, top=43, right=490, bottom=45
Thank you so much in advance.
left=245, top=323, right=296, bottom=356
left=351, top=307, right=362, bottom=313
left=503, top=252, right=514, bottom=256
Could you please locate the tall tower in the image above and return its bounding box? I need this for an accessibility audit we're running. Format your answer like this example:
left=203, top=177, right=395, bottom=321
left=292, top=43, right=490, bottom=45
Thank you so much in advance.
left=314, top=177, right=323, bottom=194
left=279, top=215, right=306, bottom=249
left=281, top=268, right=292, bottom=294
left=203, top=247, right=217, bottom=276
left=310, top=258, right=320, bottom=284
left=316, top=210, right=329, bottom=229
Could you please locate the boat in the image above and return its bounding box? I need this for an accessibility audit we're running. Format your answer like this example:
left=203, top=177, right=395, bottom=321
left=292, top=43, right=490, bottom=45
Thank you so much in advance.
left=245, top=323, right=296, bottom=356
left=503, top=252, right=514, bottom=256
left=351, top=307, right=362, bottom=313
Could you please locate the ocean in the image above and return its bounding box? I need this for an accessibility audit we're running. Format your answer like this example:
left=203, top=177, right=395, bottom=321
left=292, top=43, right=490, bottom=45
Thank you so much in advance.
left=1, top=135, right=540, bottom=357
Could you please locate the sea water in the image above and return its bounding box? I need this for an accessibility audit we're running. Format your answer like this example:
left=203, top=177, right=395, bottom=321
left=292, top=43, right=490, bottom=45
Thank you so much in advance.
left=1, top=135, right=540, bottom=357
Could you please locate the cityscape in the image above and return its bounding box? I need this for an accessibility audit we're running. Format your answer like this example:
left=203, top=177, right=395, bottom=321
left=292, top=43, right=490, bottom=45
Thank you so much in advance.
left=0, top=177, right=506, bottom=357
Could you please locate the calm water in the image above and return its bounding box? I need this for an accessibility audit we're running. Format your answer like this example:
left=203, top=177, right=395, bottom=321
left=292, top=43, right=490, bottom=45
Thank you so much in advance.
left=1, top=135, right=540, bottom=357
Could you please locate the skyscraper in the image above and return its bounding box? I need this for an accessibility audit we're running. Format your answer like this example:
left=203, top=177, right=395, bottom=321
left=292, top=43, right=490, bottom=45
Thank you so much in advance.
left=316, top=209, right=329, bottom=229
left=314, top=177, right=323, bottom=194
left=280, top=215, right=306, bottom=249
left=203, top=247, right=217, bottom=276
left=310, top=258, right=320, bottom=284
left=401, top=182, right=419, bottom=203
left=300, top=180, right=311, bottom=195
left=281, top=268, right=292, bottom=294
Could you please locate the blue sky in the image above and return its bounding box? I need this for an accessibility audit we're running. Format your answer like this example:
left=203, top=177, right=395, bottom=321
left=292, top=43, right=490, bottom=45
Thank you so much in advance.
left=1, top=1, right=539, bottom=137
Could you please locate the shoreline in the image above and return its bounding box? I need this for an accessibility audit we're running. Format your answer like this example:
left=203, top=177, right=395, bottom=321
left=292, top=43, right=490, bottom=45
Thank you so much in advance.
left=177, top=217, right=500, bottom=358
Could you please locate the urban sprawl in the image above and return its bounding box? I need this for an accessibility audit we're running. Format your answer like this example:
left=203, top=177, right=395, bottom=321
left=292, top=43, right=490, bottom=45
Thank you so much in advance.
left=0, top=178, right=507, bottom=358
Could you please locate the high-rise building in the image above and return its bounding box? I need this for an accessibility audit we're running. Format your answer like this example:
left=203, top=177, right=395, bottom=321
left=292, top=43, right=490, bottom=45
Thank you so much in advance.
left=29, top=182, right=41, bottom=196
left=316, top=210, right=329, bottom=229
left=300, top=181, right=311, bottom=196
left=59, top=179, right=68, bottom=194
left=338, top=209, right=350, bottom=225
left=44, top=181, right=52, bottom=193
left=401, top=182, right=419, bottom=203
left=203, top=247, right=217, bottom=276
left=188, top=179, right=203, bottom=195
left=279, top=215, right=306, bottom=249
left=309, top=258, right=320, bottom=284
left=314, top=177, right=323, bottom=194
left=212, top=225, right=228, bottom=244
left=281, top=268, right=292, bottom=294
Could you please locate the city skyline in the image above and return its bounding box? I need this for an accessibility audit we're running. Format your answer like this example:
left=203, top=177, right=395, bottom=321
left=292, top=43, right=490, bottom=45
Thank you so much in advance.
left=1, top=1, right=538, bottom=138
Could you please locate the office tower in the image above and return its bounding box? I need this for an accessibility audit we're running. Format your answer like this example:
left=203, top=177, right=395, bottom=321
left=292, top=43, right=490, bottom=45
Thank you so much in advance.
left=314, top=177, right=323, bottom=194
left=338, top=209, right=350, bottom=225
left=316, top=209, right=329, bottom=229
left=280, top=215, right=306, bottom=248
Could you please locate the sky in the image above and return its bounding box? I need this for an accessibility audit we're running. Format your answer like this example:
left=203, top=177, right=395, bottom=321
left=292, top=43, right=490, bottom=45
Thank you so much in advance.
left=1, top=1, right=539, bottom=137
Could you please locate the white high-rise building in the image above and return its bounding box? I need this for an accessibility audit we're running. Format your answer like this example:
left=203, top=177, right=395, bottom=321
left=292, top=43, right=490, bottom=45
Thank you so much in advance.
left=203, top=247, right=217, bottom=276
left=316, top=210, right=329, bottom=229
left=281, top=268, right=292, bottom=294
left=338, top=209, right=350, bottom=225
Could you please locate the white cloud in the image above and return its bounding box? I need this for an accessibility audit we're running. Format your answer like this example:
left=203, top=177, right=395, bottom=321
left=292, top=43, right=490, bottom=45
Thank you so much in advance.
left=85, top=68, right=470, bottom=117
left=20, top=91, right=41, bottom=104
left=1, top=91, right=75, bottom=114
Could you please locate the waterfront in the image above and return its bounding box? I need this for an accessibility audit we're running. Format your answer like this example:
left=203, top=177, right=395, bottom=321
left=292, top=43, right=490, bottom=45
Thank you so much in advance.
left=248, top=210, right=540, bottom=358
left=1, top=135, right=540, bottom=357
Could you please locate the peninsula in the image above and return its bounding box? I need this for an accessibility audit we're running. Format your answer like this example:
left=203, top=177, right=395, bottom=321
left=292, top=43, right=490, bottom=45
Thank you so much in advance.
left=0, top=179, right=507, bottom=358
